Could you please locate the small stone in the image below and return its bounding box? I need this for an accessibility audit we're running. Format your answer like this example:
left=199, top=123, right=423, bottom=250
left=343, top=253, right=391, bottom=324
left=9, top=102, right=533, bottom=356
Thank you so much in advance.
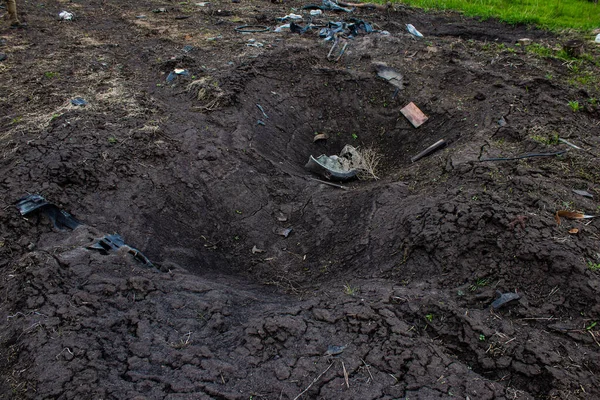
left=274, top=227, right=292, bottom=238
left=324, top=345, right=345, bottom=356
left=518, top=38, right=532, bottom=46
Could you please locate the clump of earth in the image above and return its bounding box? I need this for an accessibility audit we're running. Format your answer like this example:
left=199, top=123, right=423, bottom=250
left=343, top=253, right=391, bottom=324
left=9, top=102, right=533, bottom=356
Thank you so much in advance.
left=1, top=0, right=599, bottom=398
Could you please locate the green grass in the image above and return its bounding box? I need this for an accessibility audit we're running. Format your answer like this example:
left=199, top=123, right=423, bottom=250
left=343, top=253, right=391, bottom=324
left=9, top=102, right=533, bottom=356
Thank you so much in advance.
left=532, top=132, right=560, bottom=144
left=343, top=282, right=358, bottom=295
left=588, top=261, right=600, bottom=271
left=568, top=100, right=582, bottom=112
left=524, top=42, right=600, bottom=92
left=394, top=0, right=600, bottom=30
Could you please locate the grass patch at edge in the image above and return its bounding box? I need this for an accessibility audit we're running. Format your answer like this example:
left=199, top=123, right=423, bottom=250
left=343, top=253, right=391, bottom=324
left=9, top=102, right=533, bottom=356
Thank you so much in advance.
left=391, top=0, right=600, bottom=31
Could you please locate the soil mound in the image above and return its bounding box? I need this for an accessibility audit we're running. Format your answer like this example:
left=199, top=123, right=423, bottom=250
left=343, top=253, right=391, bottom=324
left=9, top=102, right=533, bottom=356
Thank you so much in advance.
left=1, top=0, right=599, bottom=398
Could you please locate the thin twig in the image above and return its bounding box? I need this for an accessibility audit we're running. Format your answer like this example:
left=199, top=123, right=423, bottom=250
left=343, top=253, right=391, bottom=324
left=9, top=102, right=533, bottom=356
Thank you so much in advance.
left=309, top=178, right=348, bottom=190
left=479, top=150, right=567, bottom=162
left=293, top=362, right=334, bottom=400
left=503, top=337, right=516, bottom=345
left=361, top=358, right=374, bottom=382
left=558, top=138, right=582, bottom=150
left=55, top=347, right=73, bottom=360
left=342, top=361, right=349, bottom=388
left=589, top=330, right=600, bottom=348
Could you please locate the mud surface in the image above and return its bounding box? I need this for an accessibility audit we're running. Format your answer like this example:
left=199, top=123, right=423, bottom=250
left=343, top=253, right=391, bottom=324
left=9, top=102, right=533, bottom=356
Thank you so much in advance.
left=1, top=0, right=600, bottom=398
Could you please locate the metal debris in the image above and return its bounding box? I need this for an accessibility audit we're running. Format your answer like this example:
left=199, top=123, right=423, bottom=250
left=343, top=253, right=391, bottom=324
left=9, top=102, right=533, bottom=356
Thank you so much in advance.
left=88, top=233, right=154, bottom=268
left=491, top=291, right=520, bottom=309
left=572, top=189, right=594, bottom=199
left=374, top=62, right=403, bottom=90
left=16, top=194, right=81, bottom=231
left=411, top=139, right=446, bottom=163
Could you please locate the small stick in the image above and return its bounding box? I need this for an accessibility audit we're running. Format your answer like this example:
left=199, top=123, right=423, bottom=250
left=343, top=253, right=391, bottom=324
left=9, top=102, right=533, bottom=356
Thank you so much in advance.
left=558, top=138, right=582, bottom=150
left=361, top=358, right=374, bottom=382
left=309, top=178, right=348, bottom=190
left=503, top=337, right=516, bottom=345
left=327, top=39, right=340, bottom=60
left=479, top=150, right=567, bottom=162
left=293, top=362, right=334, bottom=400
left=55, top=347, right=73, bottom=360
left=342, top=361, right=349, bottom=388
left=335, top=43, right=348, bottom=62
left=411, top=139, right=446, bottom=163
left=589, top=330, right=600, bottom=348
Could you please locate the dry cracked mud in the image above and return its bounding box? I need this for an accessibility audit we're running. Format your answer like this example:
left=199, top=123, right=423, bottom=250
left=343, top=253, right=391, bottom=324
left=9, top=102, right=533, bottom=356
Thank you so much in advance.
left=1, top=0, right=600, bottom=398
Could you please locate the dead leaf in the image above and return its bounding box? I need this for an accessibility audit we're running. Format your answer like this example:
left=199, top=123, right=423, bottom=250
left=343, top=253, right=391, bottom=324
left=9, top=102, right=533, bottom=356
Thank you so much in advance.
left=555, top=210, right=586, bottom=225
left=555, top=211, right=597, bottom=225
left=569, top=228, right=579, bottom=234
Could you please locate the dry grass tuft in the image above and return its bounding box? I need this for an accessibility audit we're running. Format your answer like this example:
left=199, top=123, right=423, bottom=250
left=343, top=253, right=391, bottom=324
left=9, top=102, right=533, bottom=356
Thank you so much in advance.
left=355, top=147, right=382, bottom=180
left=95, top=78, right=146, bottom=117
left=187, top=77, right=226, bottom=111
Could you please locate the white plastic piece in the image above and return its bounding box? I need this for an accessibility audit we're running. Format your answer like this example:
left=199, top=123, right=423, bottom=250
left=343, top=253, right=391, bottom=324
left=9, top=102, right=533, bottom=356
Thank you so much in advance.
left=59, top=11, right=74, bottom=20
left=406, top=24, right=423, bottom=38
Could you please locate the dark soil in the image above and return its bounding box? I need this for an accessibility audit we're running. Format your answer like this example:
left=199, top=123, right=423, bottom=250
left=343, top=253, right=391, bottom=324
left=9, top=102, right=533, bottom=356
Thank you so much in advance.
left=1, top=0, right=600, bottom=398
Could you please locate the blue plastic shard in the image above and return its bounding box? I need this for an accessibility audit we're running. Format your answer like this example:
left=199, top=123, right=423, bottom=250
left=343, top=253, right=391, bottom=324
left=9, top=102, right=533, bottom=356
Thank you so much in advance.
left=321, top=0, right=354, bottom=12
left=71, top=97, right=88, bottom=106
left=166, top=69, right=190, bottom=83
left=319, top=19, right=376, bottom=41
left=256, top=104, right=269, bottom=119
